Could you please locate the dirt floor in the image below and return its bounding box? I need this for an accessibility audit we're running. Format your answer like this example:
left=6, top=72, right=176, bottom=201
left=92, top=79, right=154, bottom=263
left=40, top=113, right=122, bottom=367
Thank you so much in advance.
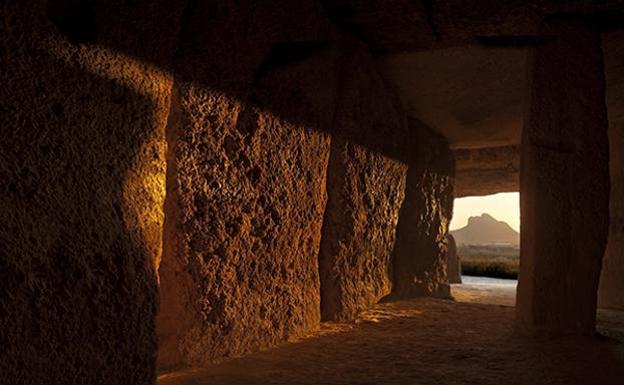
left=159, top=280, right=624, bottom=385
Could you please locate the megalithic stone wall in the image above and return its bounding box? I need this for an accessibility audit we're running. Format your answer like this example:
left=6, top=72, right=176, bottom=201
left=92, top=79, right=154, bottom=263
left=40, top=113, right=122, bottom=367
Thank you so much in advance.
left=390, top=118, right=456, bottom=299
left=445, top=234, right=462, bottom=284
left=598, top=31, right=624, bottom=311
left=2, top=1, right=463, bottom=380
left=516, top=19, right=609, bottom=335
left=0, top=1, right=185, bottom=384
left=156, top=0, right=341, bottom=370
left=318, top=43, right=408, bottom=322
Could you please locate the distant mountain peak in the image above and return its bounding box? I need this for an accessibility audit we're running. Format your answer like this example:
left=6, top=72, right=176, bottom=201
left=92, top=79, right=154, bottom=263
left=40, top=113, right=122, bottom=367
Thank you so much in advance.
left=468, top=213, right=496, bottom=222
left=451, top=213, right=519, bottom=245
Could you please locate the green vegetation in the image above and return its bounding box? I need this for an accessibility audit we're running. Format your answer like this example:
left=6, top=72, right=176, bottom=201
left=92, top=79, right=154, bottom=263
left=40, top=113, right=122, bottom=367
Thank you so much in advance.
left=458, top=245, right=519, bottom=280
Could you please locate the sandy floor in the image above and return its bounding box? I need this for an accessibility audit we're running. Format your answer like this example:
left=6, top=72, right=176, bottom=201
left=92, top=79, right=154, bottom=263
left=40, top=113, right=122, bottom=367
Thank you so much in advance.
left=159, top=280, right=624, bottom=385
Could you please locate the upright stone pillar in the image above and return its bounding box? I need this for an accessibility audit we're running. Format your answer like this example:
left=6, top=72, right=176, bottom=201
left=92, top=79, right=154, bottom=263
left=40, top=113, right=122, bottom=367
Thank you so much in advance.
left=598, top=122, right=624, bottom=310
left=516, top=19, right=610, bottom=335
left=598, top=32, right=624, bottom=310
left=446, top=234, right=462, bottom=284
left=390, top=119, right=455, bottom=299
left=318, top=44, right=409, bottom=322
left=598, top=118, right=624, bottom=310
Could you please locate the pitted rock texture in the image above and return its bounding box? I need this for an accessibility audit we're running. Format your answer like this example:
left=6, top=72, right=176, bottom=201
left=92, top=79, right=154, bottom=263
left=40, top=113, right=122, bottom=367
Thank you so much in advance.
left=0, top=1, right=182, bottom=384
left=320, top=140, right=406, bottom=322
left=445, top=234, right=462, bottom=284
left=8, top=1, right=622, bottom=382
left=157, top=1, right=340, bottom=370
left=599, top=31, right=624, bottom=311
left=390, top=119, right=455, bottom=299
left=159, top=88, right=332, bottom=368
left=318, top=45, right=408, bottom=321
left=517, top=20, right=609, bottom=335
left=454, top=146, right=519, bottom=197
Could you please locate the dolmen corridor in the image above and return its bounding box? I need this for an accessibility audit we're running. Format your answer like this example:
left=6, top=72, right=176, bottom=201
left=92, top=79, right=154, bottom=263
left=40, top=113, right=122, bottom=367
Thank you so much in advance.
left=1, top=1, right=624, bottom=384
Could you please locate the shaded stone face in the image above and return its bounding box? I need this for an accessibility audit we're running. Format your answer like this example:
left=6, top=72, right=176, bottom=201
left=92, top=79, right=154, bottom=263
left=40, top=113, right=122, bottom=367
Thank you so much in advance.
left=390, top=119, right=455, bottom=299
left=319, top=44, right=408, bottom=322
left=454, top=146, right=520, bottom=197
left=320, top=139, right=406, bottom=321
left=598, top=31, right=624, bottom=311
left=156, top=1, right=341, bottom=369
left=445, top=234, right=462, bottom=284
left=4, top=1, right=624, bottom=383
left=599, top=118, right=624, bottom=309
left=381, top=46, right=526, bottom=149
left=158, top=86, right=332, bottom=368
left=0, top=1, right=184, bottom=383
left=516, top=19, right=610, bottom=335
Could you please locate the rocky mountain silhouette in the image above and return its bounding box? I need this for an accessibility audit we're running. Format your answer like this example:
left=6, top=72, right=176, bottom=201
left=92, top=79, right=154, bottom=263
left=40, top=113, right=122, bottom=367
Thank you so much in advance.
left=450, top=213, right=519, bottom=245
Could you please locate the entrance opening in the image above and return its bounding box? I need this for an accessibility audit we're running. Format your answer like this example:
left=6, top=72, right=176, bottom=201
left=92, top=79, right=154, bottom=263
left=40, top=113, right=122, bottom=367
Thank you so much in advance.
left=448, top=192, right=520, bottom=306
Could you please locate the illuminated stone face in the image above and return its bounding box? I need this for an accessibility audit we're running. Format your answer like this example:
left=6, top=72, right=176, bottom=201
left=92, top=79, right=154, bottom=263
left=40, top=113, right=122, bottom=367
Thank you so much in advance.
left=3, top=2, right=624, bottom=384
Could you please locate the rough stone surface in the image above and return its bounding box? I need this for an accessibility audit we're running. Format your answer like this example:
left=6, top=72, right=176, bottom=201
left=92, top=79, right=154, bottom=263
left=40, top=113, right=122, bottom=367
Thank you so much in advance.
left=445, top=234, right=462, bottom=284
left=0, top=1, right=183, bottom=384
left=375, top=7, right=624, bottom=152
left=516, top=20, right=610, bottom=335
left=158, top=87, right=332, bottom=369
left=320, top=140, right=406, bottom=321
left=325, top=0, right=624, bottom=54
left=157, top=1, right=340, bottom=370
left=319, top=45, right=408, bottom=322
left=381, top=46, right=526, bottom=149
left=599, top=31, right=624, bottom=310
left=454, top=146, right=520, bottom=197
left=390, top=118, right=455, bottom=299
left=6, top=1, right=622, bottom=382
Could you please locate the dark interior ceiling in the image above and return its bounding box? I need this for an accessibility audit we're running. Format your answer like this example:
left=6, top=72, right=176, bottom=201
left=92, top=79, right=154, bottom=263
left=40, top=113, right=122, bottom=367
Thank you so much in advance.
left=318, top=0, right=624, bottom=196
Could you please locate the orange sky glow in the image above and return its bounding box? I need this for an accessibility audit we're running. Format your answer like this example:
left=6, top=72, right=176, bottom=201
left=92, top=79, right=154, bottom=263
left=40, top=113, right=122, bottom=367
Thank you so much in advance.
left=450, top=192, right=520, bottom=232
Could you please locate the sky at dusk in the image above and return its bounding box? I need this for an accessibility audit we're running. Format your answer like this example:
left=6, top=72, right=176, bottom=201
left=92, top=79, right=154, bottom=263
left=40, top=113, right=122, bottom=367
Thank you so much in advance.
left=450, top=192, right=520, bottom=232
